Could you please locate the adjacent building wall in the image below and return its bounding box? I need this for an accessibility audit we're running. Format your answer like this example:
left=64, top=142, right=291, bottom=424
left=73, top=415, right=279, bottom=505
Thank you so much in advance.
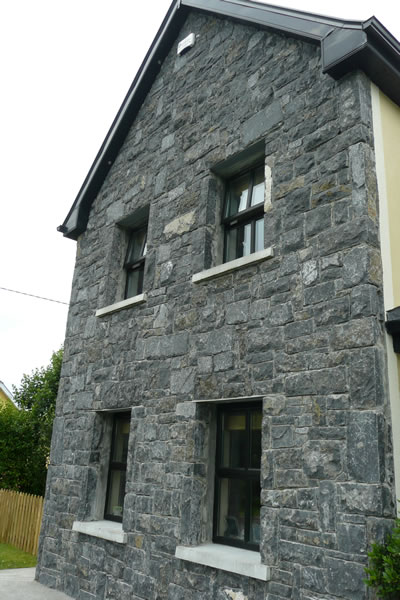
left=372, top=83, right=400, bottom=509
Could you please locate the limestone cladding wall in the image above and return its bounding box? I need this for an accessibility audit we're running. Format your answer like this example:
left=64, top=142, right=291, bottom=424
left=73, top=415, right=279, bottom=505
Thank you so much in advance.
left=37, top=10, right=396, bottom=600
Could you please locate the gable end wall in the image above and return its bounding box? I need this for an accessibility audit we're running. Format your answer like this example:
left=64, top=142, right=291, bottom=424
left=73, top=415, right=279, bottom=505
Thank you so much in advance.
left=37, top=10, right=395, bottom=600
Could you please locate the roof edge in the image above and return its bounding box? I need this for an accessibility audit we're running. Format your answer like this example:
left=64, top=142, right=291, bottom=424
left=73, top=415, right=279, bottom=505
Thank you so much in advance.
left=59, top=0, right=400, bottom=241
left=322, top=16, right=400, bottom=106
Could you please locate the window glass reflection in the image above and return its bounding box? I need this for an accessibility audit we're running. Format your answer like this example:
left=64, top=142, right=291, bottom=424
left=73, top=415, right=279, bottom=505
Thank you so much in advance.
left=221, top=413, right=246, bottom=468
left=217, top=478, right=247, bottom=542
left=251, top=167, right=265, bottom=206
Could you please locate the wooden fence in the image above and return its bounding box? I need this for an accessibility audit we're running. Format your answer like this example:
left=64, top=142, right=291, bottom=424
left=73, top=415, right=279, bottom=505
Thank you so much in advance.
left=0, top=489, right=44, bottom=555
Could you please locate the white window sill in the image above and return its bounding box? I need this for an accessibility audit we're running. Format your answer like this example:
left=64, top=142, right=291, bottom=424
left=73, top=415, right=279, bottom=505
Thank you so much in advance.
left=72, top=520, right=127, bottom=544
left=95, top=293, right=146, bottom=317
left=175, top=543, right=270, bottom=581
left=194, top=395, right=264, bottom=404
left=192, top=247, right=274, bottom=283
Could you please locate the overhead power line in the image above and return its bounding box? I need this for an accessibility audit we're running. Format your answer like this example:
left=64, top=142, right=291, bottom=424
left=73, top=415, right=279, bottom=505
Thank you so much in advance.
left=0, top=286, right=69, bottom=306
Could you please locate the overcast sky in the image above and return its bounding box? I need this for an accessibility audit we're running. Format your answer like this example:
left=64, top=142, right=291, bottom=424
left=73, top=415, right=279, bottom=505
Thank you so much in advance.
left=1, top=0, right=399, bottom=392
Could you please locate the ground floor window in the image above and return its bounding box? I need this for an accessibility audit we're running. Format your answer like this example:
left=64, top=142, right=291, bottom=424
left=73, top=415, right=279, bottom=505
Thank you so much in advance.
left=104, top=412, right=130, bottom=522
left=213, top=402, right=262, bottom=551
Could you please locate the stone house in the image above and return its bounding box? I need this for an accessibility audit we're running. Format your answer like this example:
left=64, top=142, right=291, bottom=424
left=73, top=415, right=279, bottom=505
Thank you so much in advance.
left=37, top=1, right=400, bottom=599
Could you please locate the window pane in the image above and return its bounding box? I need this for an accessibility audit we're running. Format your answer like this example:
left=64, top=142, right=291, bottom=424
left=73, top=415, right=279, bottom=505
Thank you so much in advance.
left=126, top=228, right=147, bottom=263
left=250, top=479, right=261, bottom=545
left=221, top=413, right=246, bottom=468
left=250, top=409, right=262, bottom=469
left=225, top=174, right=250, bottom=217
left=112, top=418, right=130, bottom=463
left=250, top=167, right=265, bottom=207
left=255, top=218, right=264, bottom=253
left=125, top=265, right=143, bottom=298
left=243, top=223, right=251, bottom=256
left=216, top=478, right=247, bottom=542
left=105, top=469, right=126, bottom=519
left=225, top=227, right=238, bottom=262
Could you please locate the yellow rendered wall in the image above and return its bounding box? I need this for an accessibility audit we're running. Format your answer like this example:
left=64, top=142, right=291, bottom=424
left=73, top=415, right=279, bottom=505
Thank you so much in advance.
left=0, top=388, right=14, bottom=409
left=373, top=86, right=400, bottom=509
left=380, top=90, right=400, bottom=306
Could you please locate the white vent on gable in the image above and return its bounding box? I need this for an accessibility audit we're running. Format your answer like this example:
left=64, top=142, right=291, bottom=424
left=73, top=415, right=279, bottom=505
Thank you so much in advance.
left=177, top=33, right=196, bottom=56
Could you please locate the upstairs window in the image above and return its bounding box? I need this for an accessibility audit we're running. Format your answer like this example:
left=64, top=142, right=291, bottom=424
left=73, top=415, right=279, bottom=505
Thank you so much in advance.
left=223, top=166, right=265, bottom=263
left=124, top=225, right=147, bottom=298
left=213, top=402, right=262, bottom=551
left=104, top=412, right=130, bottom=522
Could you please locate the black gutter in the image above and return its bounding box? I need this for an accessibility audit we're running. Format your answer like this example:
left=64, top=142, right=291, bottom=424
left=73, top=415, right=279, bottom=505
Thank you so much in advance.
left=59, top=0, right=400, bottom=240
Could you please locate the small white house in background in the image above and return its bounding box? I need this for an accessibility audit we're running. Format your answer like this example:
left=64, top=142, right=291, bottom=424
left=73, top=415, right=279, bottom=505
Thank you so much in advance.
left=0, top=380, right=15, bottom=408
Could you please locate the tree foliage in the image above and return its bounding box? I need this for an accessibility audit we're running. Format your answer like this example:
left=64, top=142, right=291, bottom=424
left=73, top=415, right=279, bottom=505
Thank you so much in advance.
left=0, top=348, right=62, bottom=496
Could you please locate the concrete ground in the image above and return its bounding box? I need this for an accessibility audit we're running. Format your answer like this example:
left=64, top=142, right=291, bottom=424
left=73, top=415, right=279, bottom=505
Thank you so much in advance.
left=0, top=568, right=71, bottom=600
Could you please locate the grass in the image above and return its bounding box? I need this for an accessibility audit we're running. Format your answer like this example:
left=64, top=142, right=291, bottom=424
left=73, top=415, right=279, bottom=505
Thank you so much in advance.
left=0, top=542, right=37, bottom=569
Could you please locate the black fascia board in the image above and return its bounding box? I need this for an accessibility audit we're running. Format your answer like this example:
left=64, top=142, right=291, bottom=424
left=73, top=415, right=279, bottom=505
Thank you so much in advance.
left=182, top=0, right=358, bottom=43
left=322, top=17, right=400, bottom=106
left=59, top=0, right=400, bottom=240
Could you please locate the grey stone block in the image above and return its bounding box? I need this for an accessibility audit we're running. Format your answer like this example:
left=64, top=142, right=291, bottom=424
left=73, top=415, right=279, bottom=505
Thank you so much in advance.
left=347, top=411, right=382, bottom=483
left=330, top=317, right=376, bottom=350
left=302, top=566, right=326, bottom=594
left=319, top=481, right=336, bottom=532
left=349, top=348, right=382, bottom=408
left=337, top=523, right=366, bottom=555
left=325, top=557, right=366, bottom=599
left=303, top=441, right=342, bottom=479
left=339, top=483, right=383, bottom=515
left=285, top=367, right=347, bottom=396
left=242, top=101, right=283, bottom=145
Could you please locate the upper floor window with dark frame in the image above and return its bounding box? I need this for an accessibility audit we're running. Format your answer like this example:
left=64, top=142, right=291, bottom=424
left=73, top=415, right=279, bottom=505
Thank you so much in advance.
left=124, top=226, right=147, bottom=298
left=104, top=412, right=130, bottom=522
left=223, top=166, right=265, bottom=263
left=213, top=402, right=262, bottom=551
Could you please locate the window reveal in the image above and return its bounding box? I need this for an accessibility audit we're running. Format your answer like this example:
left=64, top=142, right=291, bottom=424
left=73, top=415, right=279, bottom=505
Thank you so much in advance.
left=223, top=166, right=265, bottom=263
left=213, top=403, right=262, bottom=551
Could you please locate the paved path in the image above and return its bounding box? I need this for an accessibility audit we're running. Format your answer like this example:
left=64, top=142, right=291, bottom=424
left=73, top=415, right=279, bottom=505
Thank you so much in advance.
left=0, top=568, right=71, bottom=600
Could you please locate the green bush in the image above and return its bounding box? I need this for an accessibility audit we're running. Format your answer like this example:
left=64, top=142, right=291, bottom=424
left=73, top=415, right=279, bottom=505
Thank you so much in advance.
left=0, top=349, right=62, bottom=496
left=0, top=406, right=45, bottom=494
left=365, top=517, right=400, bottom=598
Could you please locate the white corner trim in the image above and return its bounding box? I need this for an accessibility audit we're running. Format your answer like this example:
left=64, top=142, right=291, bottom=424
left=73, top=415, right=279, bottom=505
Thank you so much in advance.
left=192, top=247, right=274, bottom=283
left=95, top=293, right=146, bottom=317
left=175, top=543, right=270, bottom=581
left=72, top=520, right=127, bottom=544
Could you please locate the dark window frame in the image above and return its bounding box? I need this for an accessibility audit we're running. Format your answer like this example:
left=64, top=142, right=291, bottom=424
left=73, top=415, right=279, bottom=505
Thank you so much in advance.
left=104, top=412, right=131, bottom=523
left=222, top=165, right=265, bottom=263
left=124, top=225, right=147, bottom=299
left=213, top=402, right=262, bottom=552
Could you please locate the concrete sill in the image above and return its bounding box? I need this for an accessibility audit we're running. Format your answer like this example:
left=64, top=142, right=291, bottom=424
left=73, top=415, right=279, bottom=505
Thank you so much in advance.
left=72, top=520, right=127, bottom=544
left=175, top=543, right=270, bottom=581
left=192, top=248, right=274, bottom=283
left=95, top=293, right=146, bottom=317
